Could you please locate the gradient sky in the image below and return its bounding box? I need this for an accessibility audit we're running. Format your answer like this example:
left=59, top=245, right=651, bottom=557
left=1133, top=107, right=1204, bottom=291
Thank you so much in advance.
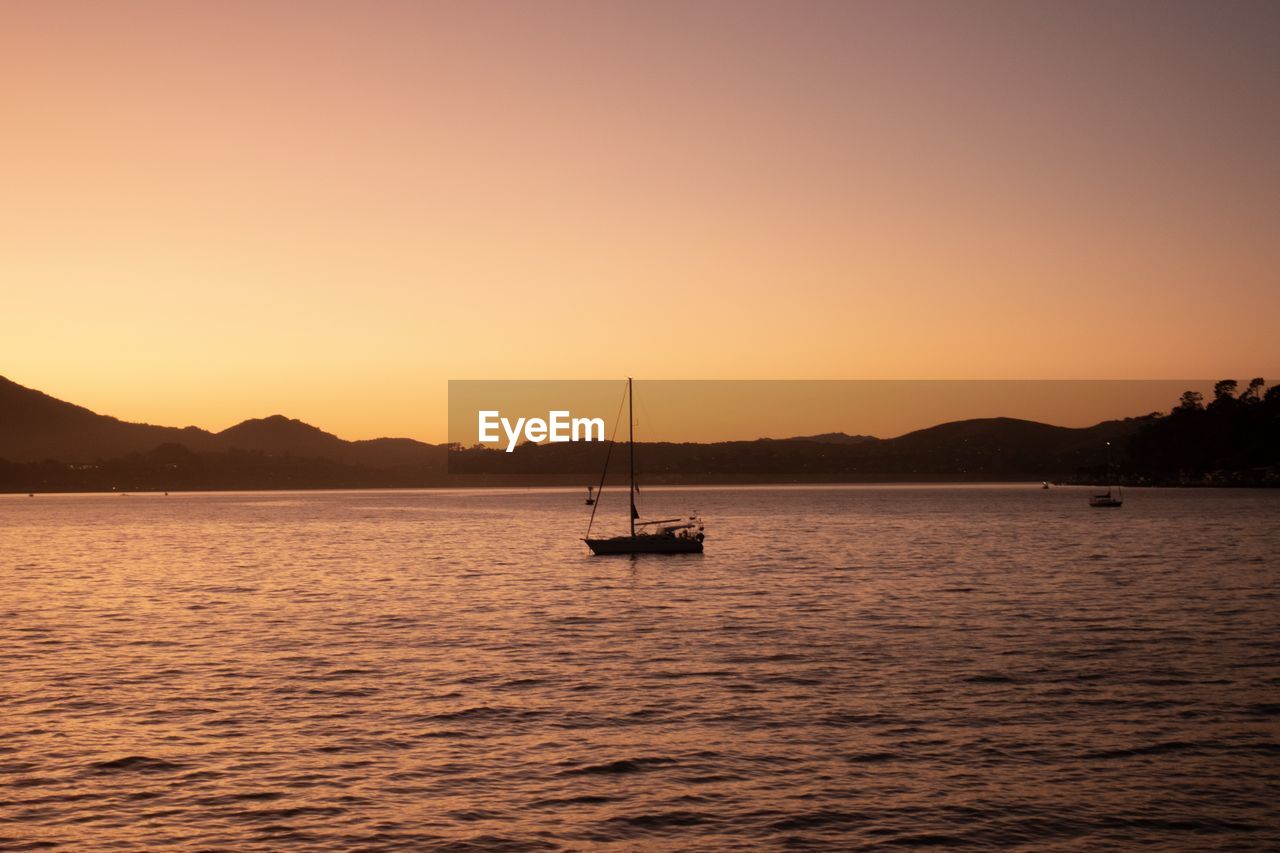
left=3, top=1, right=1277, bottom=441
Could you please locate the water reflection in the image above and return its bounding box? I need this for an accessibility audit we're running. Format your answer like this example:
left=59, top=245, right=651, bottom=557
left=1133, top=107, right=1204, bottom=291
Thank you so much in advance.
left=1, top=486, right=1277, bottom=848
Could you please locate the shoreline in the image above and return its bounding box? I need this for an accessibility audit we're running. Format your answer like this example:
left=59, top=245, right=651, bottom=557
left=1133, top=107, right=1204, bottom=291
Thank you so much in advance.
left=7, top=479, right=1278, bottom=496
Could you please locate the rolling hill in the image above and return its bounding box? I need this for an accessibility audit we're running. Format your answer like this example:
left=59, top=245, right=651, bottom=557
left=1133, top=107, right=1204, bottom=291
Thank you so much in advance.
left=0, top=376, right=439, bottom=467
left=1, top=374, right=1152, bottom=490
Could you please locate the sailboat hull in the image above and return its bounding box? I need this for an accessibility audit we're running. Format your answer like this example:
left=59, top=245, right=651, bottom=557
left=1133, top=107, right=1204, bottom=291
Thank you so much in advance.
left=1089, top=487, right=1123, bottom=507
left=585, top=536, right=704, bottom=555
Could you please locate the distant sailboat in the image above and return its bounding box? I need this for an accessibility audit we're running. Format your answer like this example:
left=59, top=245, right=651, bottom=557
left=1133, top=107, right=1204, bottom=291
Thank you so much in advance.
left=584, top=378, right=705, bottom=555
left=1089, top=487, right=1123, bottom=508
left=584, top=486, right=595, bottom=506
left=1090, top=440, right=1124, bottom=507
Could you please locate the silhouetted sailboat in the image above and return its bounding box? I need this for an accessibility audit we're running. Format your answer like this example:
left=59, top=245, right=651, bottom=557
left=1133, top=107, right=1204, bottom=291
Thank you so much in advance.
left=584, top=486, right=595, bottom=505
left=584, top=378, right=704, bottom=555
left=1089, top=487, right=1123, bottom=508
left=1090, top=440, right=1124, bottom=507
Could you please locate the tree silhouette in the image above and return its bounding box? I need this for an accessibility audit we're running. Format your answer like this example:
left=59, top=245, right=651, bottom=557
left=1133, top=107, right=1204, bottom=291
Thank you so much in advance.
left=1127, top=376, right=1278, bottom=484
left=1178, top=390, right=1204, bottom=410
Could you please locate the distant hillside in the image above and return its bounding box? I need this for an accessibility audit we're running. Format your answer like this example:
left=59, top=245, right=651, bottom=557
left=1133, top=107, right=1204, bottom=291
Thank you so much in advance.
left=216, top=415, right=354, bottom=460
left=782, top=432, right=878, bottom=444
left=0, top=376, right=439, bottom=468
left=11, top=374, right=1259, bottom=492
left=447, top=415, right=1145, bottom=481
left=0, top=376, right=218, bottom=462
left=877, top=415, right=1138, bottom=463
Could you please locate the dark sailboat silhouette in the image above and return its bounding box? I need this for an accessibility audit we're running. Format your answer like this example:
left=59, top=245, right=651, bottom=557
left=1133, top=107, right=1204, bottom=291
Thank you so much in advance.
left=584, top=378, right=704, bottom=555
left=1089, top=440, right=1124, bottom=507
left=1089, top=487, right=1123, bottom=507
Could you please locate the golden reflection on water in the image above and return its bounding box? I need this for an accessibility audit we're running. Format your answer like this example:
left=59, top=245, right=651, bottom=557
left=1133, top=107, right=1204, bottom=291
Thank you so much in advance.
left=2, top=486, right=1278, bottom=848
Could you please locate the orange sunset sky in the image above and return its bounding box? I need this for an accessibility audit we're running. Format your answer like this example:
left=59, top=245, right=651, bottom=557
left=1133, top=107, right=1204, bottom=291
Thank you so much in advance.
left=3, top=1, right=1277, bottom=442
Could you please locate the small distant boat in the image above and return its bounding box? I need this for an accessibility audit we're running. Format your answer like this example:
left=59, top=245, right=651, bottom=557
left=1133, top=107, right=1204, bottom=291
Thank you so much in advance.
left=1089, top=440, right=1123, bottom=507
left=584, top=378, right=705, bottom=555
left=1042, top=481, right=1050, bottom=489
left=1089, top=487, right=1123, bottom=508
left=584, top=486, right=595, bottom=506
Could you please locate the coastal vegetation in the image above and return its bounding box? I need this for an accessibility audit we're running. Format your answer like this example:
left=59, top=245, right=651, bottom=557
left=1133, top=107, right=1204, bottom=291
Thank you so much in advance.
left=1118, top=379, right=1279, bottom=486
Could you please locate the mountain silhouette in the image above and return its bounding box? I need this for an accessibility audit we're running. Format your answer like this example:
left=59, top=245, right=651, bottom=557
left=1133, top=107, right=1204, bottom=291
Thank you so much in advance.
left=1, top=374, right=1169, bottom=491
left=781, top=432, right=878, bottom=444
left=4, top=374, right=1270, bottom=492
left=0, top=375, right=217, bottom=462
left=0, top=376, right=439, bottom=467
left=446, top=415, right=1142, bottom=482
left=216, top=415, right=351, bottom=459
left=884, top=416, right=1136, bottom=456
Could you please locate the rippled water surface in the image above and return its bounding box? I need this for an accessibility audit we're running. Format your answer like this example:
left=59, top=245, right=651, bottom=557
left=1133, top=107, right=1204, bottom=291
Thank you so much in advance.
left=2, top=486, right=1278, bottom=850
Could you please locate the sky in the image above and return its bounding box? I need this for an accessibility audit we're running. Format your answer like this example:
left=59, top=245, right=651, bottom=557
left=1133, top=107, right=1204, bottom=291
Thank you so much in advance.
left=3, top=1, right=1277, bottom=441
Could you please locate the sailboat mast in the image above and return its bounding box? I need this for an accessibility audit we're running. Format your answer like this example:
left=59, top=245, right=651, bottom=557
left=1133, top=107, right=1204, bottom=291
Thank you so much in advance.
left=1105, top=440, right=1112, bottom=493
left=628, top=376, right=635, bottom=538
